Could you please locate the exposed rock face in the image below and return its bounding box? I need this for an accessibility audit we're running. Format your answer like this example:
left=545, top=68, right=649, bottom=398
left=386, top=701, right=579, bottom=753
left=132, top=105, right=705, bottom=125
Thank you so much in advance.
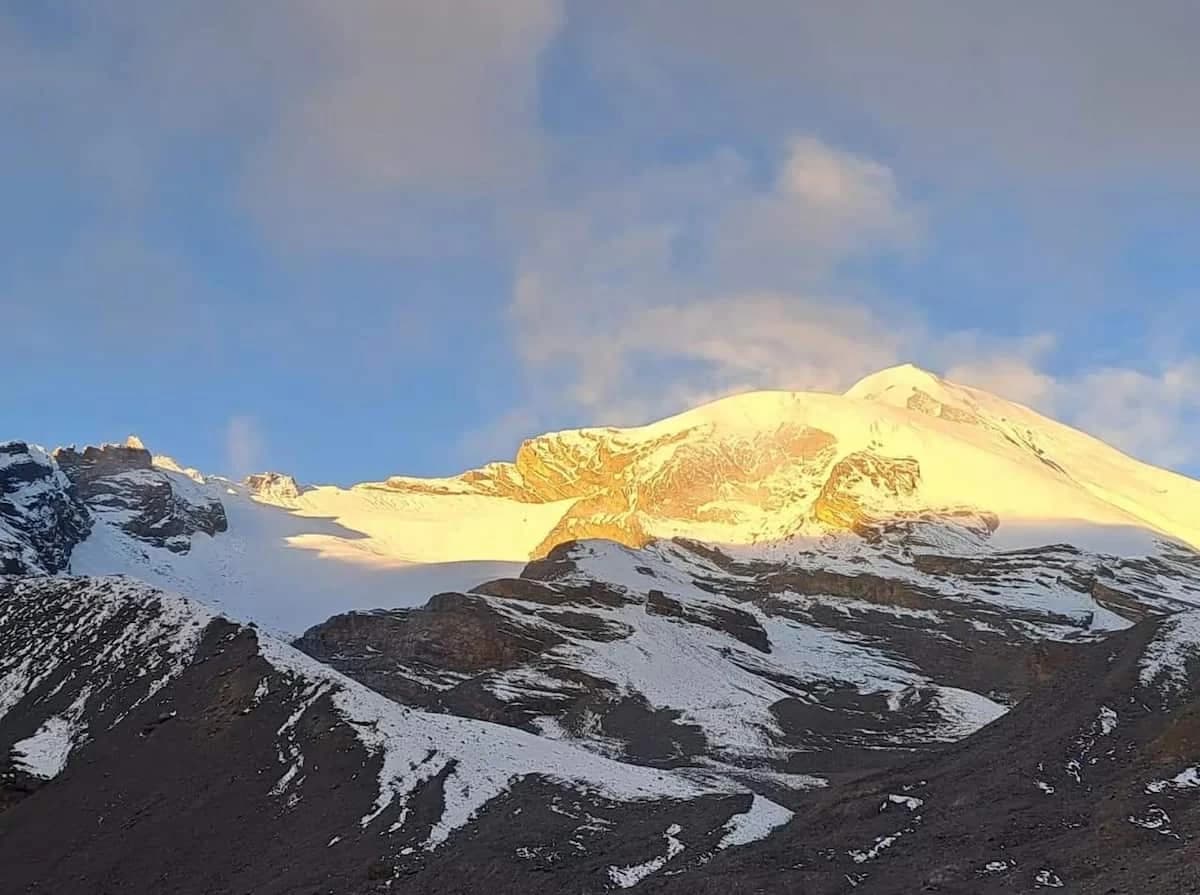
left=812, top=451, right=922, bottom=533
left=0, top=442, right=90, bottom=575
left=529, top=488, right=648, bottom=558
left=245, top=471, right=302, bottom=501
left=905, top=386, right=982, bottom=424
left=298, top=592, right=567, bottom=678
left=54, top=443, right=227, bottom=553
left=387, top=422, right=864, bottom=557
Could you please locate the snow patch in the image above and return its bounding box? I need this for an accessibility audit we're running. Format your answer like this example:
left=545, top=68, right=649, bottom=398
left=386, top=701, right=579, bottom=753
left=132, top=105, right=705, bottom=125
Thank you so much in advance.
left=850, top=831, right=904, bottom=863
left=1146, top=767, right=1200, bottom=793
left=1034, top=869, right=1064, bottom=888
left=608, top=824, right=685, bottom=888
left=716, top=795, right=793, bottom=850
left=927, top=686, right=1008, bottom=741
left=1128, top=806, right=1176, bottom=837
left=11, top=715, right=81, bottom=779
left=981, top=858, right=1017, bottom=874
left=1140, top=611, right=1200, bottom=698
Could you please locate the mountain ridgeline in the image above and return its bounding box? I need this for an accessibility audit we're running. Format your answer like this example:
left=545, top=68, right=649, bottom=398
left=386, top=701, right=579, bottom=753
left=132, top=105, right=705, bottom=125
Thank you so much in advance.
left=3, top=365, right=1200, bottom=893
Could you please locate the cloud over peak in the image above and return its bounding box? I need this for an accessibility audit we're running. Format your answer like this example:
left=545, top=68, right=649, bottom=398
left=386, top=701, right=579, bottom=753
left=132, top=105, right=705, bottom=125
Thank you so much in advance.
left=510, top=135, right=921, bottom=422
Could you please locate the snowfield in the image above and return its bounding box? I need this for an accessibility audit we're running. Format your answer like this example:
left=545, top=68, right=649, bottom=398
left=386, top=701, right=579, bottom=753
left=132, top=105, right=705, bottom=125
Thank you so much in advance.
left=71, top=474, right=525, bottom=637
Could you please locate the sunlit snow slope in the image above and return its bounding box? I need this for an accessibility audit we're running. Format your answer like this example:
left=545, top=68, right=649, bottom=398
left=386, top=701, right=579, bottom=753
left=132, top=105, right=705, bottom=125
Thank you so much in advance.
left=377, top=363, right=1200, bottom=554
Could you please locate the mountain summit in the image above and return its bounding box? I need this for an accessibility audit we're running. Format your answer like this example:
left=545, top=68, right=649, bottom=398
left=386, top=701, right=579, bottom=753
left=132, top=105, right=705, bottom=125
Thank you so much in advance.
left=376, top=363, right=1200, bottom=557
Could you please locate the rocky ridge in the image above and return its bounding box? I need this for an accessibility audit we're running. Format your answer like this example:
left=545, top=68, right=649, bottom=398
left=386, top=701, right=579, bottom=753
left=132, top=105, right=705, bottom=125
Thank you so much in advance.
left=295, top=531, right=1200, bottom=784
left=0, top=437, right=232, bottom=576
left=54, top=439, right=227, bottom=553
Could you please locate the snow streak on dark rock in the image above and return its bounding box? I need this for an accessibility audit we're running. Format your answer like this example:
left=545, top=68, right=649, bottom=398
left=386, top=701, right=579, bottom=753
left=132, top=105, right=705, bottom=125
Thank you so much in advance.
left=0, top=441, right=90, bottom=575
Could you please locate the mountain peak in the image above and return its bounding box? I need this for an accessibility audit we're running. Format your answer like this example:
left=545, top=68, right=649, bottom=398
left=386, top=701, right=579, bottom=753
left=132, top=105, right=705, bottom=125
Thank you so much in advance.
left=844, top=363, right=947, bottom=400
left=244, top=471, right=302, bottom=501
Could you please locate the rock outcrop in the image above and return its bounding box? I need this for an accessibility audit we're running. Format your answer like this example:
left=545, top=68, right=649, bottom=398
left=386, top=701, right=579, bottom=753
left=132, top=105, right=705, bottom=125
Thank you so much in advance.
left=386, top=421, right=857, bottom=557
left=54, top=442, right=227, bottom=553
left=0, top=442, right=90, bottom=575
left=812, top=451, right=922, bottom=533
left=245, top=471, right=303, bottom=501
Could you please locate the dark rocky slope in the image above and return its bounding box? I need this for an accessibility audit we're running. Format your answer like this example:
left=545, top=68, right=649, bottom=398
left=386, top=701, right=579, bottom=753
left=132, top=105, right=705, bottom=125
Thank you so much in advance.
left=648, top=616, right=1200, bottom=894
left=0, top=577, right=783, bottom=895
left=297, top=536, right=1200, bottom=782
left=4, top=575, right=1200, bottom=893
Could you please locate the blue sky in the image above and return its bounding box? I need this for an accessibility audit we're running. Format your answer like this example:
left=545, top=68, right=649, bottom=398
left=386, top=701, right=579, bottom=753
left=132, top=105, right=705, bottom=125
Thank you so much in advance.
left=4, top=1, right=1199, bottom=483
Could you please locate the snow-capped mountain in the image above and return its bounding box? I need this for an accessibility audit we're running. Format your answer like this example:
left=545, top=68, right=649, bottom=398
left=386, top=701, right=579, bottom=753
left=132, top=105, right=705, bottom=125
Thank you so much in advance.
left=4, top=364, right=1200, bottom=893
left=8, top=363, right=1192, bottom=635
left=379, top=363, right=1200, bottom=556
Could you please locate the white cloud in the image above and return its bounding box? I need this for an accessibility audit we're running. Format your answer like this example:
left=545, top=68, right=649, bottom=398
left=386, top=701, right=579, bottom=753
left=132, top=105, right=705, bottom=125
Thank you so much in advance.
left=780, top=137, right=914, bottom=240
left=510, top=136, right=920, bottom=424
left=941, top=333, right=1061, bottom=411
left=1055, top=362, right=1200, bottom=469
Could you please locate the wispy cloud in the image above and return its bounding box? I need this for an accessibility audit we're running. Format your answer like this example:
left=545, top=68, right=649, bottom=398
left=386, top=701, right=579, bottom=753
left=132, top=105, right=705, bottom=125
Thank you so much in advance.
left=240, top=0, right=562, bottom=251
left=225, top=416, right=264, bottom=480
left=510, top=136, right=921, bottom=423
left=950, top=356, right=1200, bottom=469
